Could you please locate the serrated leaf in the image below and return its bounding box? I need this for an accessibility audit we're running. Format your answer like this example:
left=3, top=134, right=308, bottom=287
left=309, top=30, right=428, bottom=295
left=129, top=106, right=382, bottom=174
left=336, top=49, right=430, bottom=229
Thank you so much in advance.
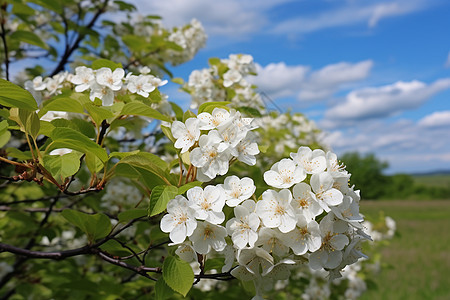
left=43, top=152, right=81, bottom=179
left=61, top=209, right=112, bottom=243
left=155, top=277, right=175, bottom=300
left=0, top=79, right=38, bottom=111
left=198, top=101, right=231, bottom=114
left=118, top=209, right=148, bottom=223
left=49, top=127, right=108, bottom=162
left=10, top=30, right=49, bottom=49
left=149, top=185, right=178, bottom=216
left=162, top=256, right=194, bottom=297
left=109, top=150, right=140, bottom=160
left=121, top=102, right=170, bottom=122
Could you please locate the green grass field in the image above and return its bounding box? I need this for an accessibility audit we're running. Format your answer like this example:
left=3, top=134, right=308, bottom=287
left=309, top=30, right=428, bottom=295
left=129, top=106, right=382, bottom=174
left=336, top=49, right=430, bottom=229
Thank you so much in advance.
left=360, top=200, right=450, bottom=300
left=412, top=174, right=450, bottom=188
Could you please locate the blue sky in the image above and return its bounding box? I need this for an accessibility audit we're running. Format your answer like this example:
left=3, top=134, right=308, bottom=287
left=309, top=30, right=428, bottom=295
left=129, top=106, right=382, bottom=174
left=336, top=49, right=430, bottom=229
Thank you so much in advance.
left=131, top=0, right=450, bottom=174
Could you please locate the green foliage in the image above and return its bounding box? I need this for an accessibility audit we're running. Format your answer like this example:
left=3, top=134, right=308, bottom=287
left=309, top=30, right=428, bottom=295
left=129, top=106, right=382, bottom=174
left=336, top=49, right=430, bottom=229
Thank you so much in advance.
left=61, top=209, right=112, bottom=243
left=162, top=256, right=195, bottom=297
left=0, top=79, right=38, bottom=110
left=149, top=185, right=179, bottom=216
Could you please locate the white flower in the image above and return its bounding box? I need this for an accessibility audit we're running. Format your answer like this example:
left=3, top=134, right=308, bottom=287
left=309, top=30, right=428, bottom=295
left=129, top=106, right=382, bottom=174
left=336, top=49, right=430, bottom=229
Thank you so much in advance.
left=326, top=151, right=348, bottom=178
left=281, top=215, right=321, bottom=255
left=175, top=242, right=197, bottom=262
left=89, top=82, right=115, bottom=106
left=235, top=131, right=260, bottom=166
left=256, top=189, right=297, bottom=233
left=223, top=69, right=242, bottom=87
left=71, top=66, right=95, bottom=92
left=309, top=214, right=349, bottom=270
left=290, top=147, right=326, bottom=174
left=95, top=67, right=124, bottom=91
left=40, top=111, right=68, bottom=122
left=172, top=118, right=200, bottom=153
left=232, top=247, right=274, bottom=280
left=49, top=148, right=73, bottom=156
left=160, top=195, right=197, bottom=244
left=197, top=108, right=231, bottom=130
left=310, top=172, right=344, bottom=212
left=126, top=74, right=156, bottom=97
left=190, top=130, right=231, bottom=180
left=255, top=227, right=289, bottom=256
left=189, top=221, right=227, bottom=254
left=226, top=200, right=260, bottom=249
left=331, top=195, right=364, bottom=226
left=264, top=158, right=306, bottom=189
left=291, top=182, right=323, bottom=220
left=221, top=175, right=256, bottom=207
left=187, top=186, right=225, bottom=224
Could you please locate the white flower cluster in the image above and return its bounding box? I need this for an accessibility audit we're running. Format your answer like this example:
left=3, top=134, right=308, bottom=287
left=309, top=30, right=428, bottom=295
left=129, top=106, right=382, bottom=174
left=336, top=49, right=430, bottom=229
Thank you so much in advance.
left=24, top=71, right=72, bottom=104
left=171, top=107, right=260, bottom=181
left=255, top=112, right=322, bottom=155
left=167, top=19, right=207, bottom=65
left=160, top=146, right=371, bottom=299
left=24, top=67, right=167, bottom=106
left=185, top=54, right=264, bottom=110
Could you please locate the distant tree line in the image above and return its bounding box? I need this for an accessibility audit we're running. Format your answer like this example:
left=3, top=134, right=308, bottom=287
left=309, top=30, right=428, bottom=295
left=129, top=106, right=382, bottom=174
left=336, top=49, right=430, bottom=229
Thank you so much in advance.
left=341, top=152, right=450, bottom=200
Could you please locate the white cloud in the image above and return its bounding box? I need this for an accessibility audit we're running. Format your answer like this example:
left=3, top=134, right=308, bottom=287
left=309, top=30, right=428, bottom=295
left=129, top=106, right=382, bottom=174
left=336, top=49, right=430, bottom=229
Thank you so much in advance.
left=322, top=118, right=450, bottom=173
left=250, top=60, right=373, bottom=103
left=418, top=110, right=450, bottom=128
left=323, top=78, right=450, bottom=127
left=271, top=0, right=428, bottom=35
left=252, top=63, right=309, bottom=99
left=129, top=0, right=291, bottom=37
left=298, top=60, right=373, bottom=101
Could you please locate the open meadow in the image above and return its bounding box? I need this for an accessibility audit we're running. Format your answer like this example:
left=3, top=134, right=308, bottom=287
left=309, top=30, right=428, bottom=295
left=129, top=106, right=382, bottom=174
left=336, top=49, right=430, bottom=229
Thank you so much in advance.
left=360, top=200, right=450, bottom=300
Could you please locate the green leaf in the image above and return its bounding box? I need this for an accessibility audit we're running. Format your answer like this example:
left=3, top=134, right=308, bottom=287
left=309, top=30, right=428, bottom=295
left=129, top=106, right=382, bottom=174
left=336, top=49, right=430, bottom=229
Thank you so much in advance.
left=0, top=120, right=11, bottom=148
left=118, top=209, right=148, bottom=223
left=43, top=152, right=81, bottom=179
left=161, top=125, right=175, bottom=143
left=41, top=96, right=86, bottom=114
left=61, top=209, right=112, bottom=243
left=183, top=110, right=196, bottom=122
left=91, top=59, right=122, bottom=71
left=155, top=277, right=175, bottom=300
left=122, top=35, right=148, bottom=52
left=171, top=77, right=184, bottom=85
left=121, top=102, right=171, bottom=122
left=162, top=256, right=194, bottom=297
left=10, top=30, right=49, bottom=49
left=85, top=152, right=104, bottom=173
left=6, top=148, right=32, bottom=161
left=169, top=101, right=183, bottom=121
left=114, top=153, right=170, bottom=188
left=109, top=150, right=140, bottom=160
left=178, top=181, right=202, bottom=195
left=198, top=101, right=231, bottom=114
left=83, top=102, right=114, bottom=126
left=26, top=112, right=40, bottom=139
left=0, top=79, right=38, bottom=110
left=237, top=106, right=262, bottom=118
left=49, top=127, right=108, bottom=162
left=149, top=185, right=178, bottom=216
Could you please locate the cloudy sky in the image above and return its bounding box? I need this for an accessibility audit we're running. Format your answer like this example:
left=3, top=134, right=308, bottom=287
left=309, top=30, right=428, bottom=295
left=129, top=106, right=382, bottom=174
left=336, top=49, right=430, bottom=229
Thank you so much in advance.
left=131, top=0, right=450, bottom=174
